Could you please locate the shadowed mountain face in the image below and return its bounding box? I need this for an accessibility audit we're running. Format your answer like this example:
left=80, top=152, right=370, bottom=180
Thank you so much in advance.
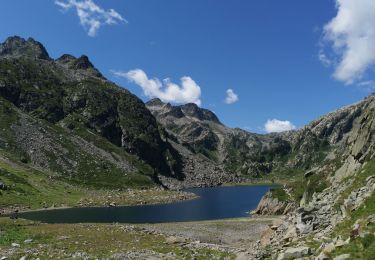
left=0, top=36, right=184, bottom=188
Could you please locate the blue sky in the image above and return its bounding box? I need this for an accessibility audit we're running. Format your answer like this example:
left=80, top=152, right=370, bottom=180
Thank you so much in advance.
left=1, top=0, right=374, bottom=133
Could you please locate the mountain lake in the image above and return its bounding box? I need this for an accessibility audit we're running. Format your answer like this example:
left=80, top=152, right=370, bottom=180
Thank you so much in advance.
left=18, top=185, right=271, bottom=224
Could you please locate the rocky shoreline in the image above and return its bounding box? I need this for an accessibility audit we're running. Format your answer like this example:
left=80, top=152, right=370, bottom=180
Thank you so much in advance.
left=250, top=173, right=375, bottom=258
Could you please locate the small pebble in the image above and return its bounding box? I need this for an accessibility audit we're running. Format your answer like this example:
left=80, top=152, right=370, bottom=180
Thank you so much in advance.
left=11, top=242, right=20, bottom=248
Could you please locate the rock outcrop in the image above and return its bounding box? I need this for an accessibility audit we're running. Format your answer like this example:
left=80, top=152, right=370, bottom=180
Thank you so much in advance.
left=253, top=191, right=295, bottom=215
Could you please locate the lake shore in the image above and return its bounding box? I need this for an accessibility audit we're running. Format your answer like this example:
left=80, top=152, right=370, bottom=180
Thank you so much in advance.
left=1, top=182, right=271, bottom=217
left=0, top=188, right=198, bottom=216
left=222, top=181, right=280, bottom=187
left=138, top=216, right=278, bottom=247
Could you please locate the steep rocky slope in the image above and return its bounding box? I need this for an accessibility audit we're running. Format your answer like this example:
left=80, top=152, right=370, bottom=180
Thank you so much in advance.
left=0, top=36, right=247, bottom=191
left=0, top=36, right=183, bottom=189
left=146, top=98, right=339, bottom=181
left=146, top=98, right=238, bottom=187
left=252, top=94, right=375, bottom=259
left=146, top=98, right=224, bottom=159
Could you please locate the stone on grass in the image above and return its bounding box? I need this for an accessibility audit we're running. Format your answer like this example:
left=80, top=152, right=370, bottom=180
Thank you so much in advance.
left=315, top=252, right=329, bottom=260
left=333, top=254, right=351, bottom=260
left=322, top=242, right=336, bottom=254
left=277, top=246, right=311, bottom=260
left=367, top=215, right=375, bottom=225
left=165, top=236, right=186, bottom=244
left=283, top=225, right=297, bottom=241
left=335, top=239, right=346, bottom=248
left=350, top=223, right=360, bottom=238
left=0, top=182, right=7, bottom=190
left=11, top=242, right=20, bottom=248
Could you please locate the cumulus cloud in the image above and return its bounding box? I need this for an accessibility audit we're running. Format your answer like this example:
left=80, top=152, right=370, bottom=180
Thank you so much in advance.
left=55, top=0, right=127, bottom=37
left=113, top=69, right=202, bottom=106
left=225, top=89, right=239, bottom=104
left=264, top=119, right=296, bottom=133
left=321, top=0, right=375, bottom=84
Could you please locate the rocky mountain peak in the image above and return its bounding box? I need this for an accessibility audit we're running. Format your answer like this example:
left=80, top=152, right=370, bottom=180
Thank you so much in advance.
left=56, top=53, right=103, bottom=79
left=179, top=103, right=221, bottom=124
left=0, top=36, right=50, bottom=60
left=56, top=54, right=76, bottom=64
left=146, top=98, right=165, bottom=107
left=365, top=92, right=375, bottom=100
left=146, top=99, right=221, bottom=124
left=74, top=55, right=95, bottom=70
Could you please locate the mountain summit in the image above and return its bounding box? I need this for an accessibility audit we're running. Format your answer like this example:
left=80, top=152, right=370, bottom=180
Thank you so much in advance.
left=0, top=36, right=50, bottom=60
left=146, top=98, right=221, bottom=124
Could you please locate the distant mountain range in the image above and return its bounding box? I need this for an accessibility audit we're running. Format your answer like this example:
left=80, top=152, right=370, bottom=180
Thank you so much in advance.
left=146, top=93, right=374, bottom=186
left=0, top=36, right=374, bottom=191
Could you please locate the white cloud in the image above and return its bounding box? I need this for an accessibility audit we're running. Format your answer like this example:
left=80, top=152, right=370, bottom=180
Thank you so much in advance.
left=318, top=50, right=332, bottom=67
left=113, top=69, right=202, bottom=106
left=225, top=89, right=239, bottom=104
left=55, top=0, right=127, bottom=37
left=264, top=119, right=296, bottom=133
left=322, top=0, right=375, bottom=84
left=358, top=80, right=374, bottom=87
left=357, top=80, right=375, bottom=90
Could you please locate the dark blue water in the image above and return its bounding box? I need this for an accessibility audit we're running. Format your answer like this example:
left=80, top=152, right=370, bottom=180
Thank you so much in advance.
left=18, top=185, right=270, bottom=224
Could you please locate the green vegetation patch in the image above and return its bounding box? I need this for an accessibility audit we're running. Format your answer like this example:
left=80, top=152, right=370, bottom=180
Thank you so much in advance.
left=0, top=218, right=234, bottom=259
left=0, top=159, right=84, bottom=209
left=0, top=218, right=49, bottom=246
left=0, top=98, right=30, bottom=163
left=330, top=190, right=375, bottom=259
left=270, top=186, right=289, bottom=202
left=0, top=158, right=194, bottom=210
